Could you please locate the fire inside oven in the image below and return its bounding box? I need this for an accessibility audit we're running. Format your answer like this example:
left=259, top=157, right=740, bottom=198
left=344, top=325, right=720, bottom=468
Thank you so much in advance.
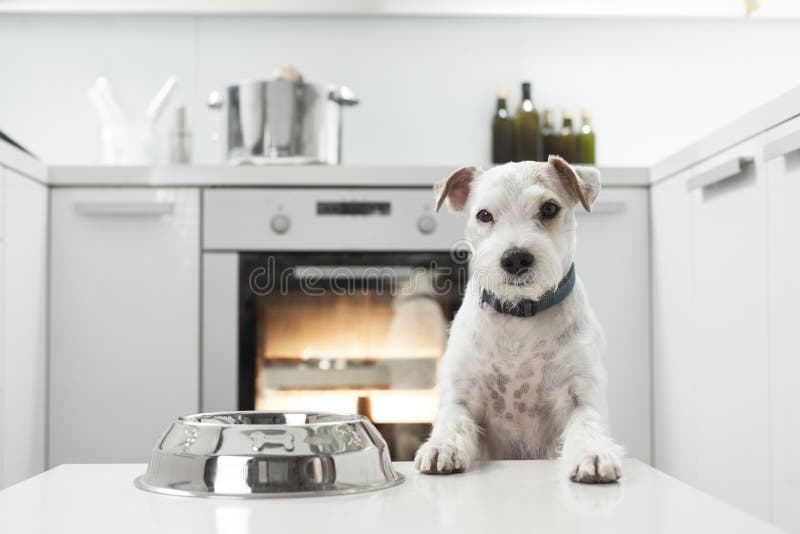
left=239, top=252, right=467, bottom=460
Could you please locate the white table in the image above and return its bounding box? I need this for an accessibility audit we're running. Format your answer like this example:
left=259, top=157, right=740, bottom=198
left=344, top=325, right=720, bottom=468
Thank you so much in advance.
left=0, top=460, right=779, bottom=533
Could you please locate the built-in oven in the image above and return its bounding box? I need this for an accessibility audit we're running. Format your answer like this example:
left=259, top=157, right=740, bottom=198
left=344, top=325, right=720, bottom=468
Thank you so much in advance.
left=201, top=187, right=467, bottom=460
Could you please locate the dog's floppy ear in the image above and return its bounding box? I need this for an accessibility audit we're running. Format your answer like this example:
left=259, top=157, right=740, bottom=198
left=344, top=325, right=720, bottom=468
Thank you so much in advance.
left=547, top=155, right=601, bottom=212
left=434, top=166, right=481, bottom=213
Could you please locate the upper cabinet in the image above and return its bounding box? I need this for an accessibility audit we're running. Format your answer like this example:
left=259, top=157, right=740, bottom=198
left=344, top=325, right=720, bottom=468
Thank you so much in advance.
left=764, top=115, right=800, bottom=533
left=0, top=168, right=48, bottom=489
left=49, top=188, right=200, bottom=465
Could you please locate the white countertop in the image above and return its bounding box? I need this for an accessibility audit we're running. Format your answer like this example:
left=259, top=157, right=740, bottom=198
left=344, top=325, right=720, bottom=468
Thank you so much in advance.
left=47, top=164, right=649, bottom=187
left=0, top=460, right=778, bottom=533
left=651, top=84, right=800, bottom=183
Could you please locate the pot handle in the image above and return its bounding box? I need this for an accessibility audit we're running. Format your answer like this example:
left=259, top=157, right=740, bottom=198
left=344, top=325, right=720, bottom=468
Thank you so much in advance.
left=329, top=86, right=359, bottom=106
left=207, top=90, right=224, bottom=110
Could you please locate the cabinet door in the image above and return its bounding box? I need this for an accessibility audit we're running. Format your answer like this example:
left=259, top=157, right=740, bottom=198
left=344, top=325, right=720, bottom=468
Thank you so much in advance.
left=689, top=134, right=771, bottom=520
left=651, top=167, right=698, bottom=485
left=765, top=115, right=800, bottom=532
left=49, top=188, right=200, bottom=465
left=0, top=237, right=3, bottom=488
left=0, top=167, right=4, bottom=487
left=573, top=186, right=651, bottom=463
left=2, top=169, right=48, bottom=487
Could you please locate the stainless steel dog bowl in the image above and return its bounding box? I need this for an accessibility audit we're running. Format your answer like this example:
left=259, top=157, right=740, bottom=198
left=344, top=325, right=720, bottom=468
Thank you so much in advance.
left=135, top=411, right=404, bottom=498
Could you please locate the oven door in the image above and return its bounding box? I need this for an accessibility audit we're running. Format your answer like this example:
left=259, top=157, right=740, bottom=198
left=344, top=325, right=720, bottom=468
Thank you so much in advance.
left=202, top=251, right=467, bottom=460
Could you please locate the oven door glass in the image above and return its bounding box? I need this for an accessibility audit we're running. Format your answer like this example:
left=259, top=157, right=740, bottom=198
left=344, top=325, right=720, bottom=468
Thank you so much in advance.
left=239, top=252, right=467, bottom=460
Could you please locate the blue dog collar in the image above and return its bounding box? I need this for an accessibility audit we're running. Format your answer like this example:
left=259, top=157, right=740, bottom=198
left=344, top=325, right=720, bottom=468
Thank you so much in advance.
left=480, top=263, right=576, bottom=318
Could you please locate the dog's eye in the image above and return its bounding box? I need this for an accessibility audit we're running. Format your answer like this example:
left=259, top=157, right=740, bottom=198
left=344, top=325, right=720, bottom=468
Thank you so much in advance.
left=476, top=209, right=494, bottom=223
left=539, top=201, right=560, bottom=220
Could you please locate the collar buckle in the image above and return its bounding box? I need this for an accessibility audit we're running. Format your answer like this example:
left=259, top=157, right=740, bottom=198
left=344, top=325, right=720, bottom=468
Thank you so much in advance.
left=521, top=300, right=537, bottom=317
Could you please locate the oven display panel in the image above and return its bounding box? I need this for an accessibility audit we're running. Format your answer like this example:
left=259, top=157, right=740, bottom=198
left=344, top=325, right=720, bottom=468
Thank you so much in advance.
left=317, top=201, right=391, bottom=216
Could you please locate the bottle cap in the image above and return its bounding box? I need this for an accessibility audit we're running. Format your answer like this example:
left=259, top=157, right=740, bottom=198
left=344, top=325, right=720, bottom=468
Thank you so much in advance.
left=521, top=81, right=531, bottom=97
left=497, top=89, right=508, bottom=99
left=581, top=108, right=591, bottom=123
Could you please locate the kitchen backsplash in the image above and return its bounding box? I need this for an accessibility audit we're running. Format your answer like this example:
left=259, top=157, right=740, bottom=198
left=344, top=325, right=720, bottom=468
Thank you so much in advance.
left=0, top=15, right=798, bottom=166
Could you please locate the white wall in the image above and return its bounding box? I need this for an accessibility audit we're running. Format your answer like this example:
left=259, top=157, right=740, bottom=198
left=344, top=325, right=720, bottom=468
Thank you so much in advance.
left=0, top=15, right=798, bottom=167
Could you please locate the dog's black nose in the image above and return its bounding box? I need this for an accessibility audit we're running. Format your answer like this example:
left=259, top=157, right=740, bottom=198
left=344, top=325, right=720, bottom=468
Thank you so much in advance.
left=500, top=248, right=534, bottom=275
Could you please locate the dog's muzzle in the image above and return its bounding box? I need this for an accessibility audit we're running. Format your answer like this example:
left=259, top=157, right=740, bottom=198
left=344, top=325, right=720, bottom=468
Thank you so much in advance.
left=500, top=248, right=534, bottom=277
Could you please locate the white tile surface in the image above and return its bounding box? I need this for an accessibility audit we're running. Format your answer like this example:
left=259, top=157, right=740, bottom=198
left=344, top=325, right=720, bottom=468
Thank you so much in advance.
left=0, top=461, right=781, bottom=533
left=1, top=16, right=799, bottom=167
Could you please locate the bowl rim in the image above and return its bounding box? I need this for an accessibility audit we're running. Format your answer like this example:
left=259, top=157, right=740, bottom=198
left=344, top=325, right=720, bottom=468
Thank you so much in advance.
left=177, top=410, right=369, bottom=429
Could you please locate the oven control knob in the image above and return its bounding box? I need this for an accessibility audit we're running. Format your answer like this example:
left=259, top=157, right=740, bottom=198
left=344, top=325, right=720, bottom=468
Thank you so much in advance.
left=270, top=214, right=291, bottom=235
left=417, top=215, right=436, bottom=235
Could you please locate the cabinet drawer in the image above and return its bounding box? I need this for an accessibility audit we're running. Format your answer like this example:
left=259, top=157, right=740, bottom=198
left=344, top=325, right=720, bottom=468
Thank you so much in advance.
left=765, top=114, right=800, bottom=532
left=2, top=170, right=47, bottom=487
left=651, top=166, right=697, bottom=485
left=688, top=134, right=771, bottom=520
left=49, top=188, right=200, bottom=465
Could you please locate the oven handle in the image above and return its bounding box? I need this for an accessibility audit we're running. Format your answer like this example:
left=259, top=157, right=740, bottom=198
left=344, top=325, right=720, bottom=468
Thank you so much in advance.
left=293, top=265, right=414, bottom=280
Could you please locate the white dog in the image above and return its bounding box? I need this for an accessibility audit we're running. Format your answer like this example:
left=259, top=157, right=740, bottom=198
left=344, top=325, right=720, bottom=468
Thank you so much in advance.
left=415, top=156, right=624, bottom=483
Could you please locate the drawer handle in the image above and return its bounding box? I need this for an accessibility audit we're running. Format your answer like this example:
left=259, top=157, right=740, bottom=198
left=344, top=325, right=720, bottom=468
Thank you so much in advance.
left=687, top=157, right=753, bottom=192
left=75, top=201, right=174, bottom=217
left=765, top=130, right=800, bottom=160
left=576, top=200, right=626, bottom=216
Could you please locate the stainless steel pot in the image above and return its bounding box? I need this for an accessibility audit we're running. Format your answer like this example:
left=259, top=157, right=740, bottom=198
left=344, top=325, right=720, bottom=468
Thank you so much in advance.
left=134, top=411, right=404, bottom=498
left=208, top=80, right=358, bottom=165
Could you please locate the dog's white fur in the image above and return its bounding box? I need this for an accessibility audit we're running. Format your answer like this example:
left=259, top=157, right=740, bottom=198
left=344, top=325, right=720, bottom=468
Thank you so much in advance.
left=415, top=157, right=624, bottom=483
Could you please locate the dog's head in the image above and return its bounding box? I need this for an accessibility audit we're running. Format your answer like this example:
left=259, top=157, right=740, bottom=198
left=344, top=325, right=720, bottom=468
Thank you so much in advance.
left=435, top=156, right=600, bottom=303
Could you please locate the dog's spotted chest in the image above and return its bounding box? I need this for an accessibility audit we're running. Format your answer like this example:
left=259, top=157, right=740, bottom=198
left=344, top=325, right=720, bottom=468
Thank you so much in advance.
left=471, top=342, right=573, bottom=460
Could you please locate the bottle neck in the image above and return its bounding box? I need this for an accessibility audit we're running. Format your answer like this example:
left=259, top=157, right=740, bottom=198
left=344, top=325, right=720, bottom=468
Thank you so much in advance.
left=496, top=98, right=508, bottom=111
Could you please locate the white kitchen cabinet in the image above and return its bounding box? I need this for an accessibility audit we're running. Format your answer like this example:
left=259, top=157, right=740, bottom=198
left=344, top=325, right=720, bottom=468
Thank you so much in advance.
left=49, top=188, right=200, bottom=465
left=1, top=168, right=48, bottom=488
left=764, top=115, right=800, bottom=533
left=651, top=166, right=698, bottom=486
left=0, top=167, right=4, bottom=488
left=574, top=186, right=651, bottom=463
left=688, top=134, right=771, bottom=521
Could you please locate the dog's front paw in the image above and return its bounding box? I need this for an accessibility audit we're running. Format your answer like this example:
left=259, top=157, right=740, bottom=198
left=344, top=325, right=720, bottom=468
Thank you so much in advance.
left=568, top=452, right=621, bottom=484
left=414, top=439, right=470, bottom=475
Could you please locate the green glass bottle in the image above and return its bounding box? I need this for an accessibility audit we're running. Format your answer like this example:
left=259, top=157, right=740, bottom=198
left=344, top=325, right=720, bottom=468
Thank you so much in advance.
left=542, top=108, right=556, bottom=158
left=513, top=82, right=540, bottom=161
left=554, top=109, right=578, bottom=163
left=492, top=90, right=513, bottom=164
left=578, top=108, right=596, bottom=164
